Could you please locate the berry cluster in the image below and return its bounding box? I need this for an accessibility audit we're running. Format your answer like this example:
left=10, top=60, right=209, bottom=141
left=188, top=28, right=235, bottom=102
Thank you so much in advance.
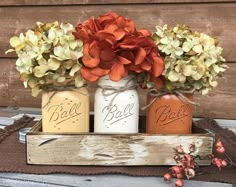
left=163, top=139, right=231, bottom=187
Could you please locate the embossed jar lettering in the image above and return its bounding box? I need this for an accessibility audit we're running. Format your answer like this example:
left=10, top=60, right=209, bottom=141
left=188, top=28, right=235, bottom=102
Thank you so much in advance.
left=146, top=94, right=193, bottom=134
left=48, top=102, right=82, bottom=124
left=42, top=87, right=89, bottom=133
left=102, top=103, right=135, bottom=126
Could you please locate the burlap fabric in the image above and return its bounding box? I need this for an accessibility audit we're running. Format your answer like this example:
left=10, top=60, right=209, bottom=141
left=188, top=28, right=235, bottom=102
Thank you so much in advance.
left=0, top=116, right=235, bottom=184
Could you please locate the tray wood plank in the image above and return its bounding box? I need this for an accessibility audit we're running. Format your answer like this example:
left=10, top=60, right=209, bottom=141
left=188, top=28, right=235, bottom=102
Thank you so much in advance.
left=26, top=121, right=214, bottom=166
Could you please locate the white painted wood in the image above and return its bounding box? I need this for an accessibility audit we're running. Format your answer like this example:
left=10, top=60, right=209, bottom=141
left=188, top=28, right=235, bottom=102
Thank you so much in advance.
left=27, top=122, right=213, bottom=166
left=1, top=107, right=42, bottom=115
left=11, top=114, right=41, bottom=121
left=0, top=173, right=233, bottom=187
left=0, top=117, right=14, bottom=125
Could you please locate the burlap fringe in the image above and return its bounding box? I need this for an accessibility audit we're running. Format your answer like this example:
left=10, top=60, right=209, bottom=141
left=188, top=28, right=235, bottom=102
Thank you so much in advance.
left=0, top=115, right=34, bottom=143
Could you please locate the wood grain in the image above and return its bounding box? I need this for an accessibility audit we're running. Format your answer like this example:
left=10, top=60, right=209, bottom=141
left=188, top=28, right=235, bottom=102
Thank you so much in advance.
left=26, top=122, right=213, bottom=165
left=0, top=58, right=235, bottom=119
left=0, top=60, right=10, bottom=106
left=1, top=3, right=236, bottom=61
left=0, top=0, right=234, bottom=6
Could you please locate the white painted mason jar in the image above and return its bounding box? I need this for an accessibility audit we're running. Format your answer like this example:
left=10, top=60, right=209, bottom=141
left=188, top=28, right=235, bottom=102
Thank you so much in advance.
left=94, top=75, right=139, bottom=133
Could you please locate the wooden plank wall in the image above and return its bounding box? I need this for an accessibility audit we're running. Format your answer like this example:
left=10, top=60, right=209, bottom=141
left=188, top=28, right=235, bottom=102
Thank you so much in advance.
left=0, top=0, right=235, bottom=119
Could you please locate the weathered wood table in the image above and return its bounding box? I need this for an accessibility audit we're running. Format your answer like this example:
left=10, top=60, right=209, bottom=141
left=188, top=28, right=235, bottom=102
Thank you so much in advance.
left=0, top=173, right=233, bottom=187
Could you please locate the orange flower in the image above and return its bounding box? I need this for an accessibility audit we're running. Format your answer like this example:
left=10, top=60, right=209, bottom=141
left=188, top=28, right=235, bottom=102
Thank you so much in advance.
left=73, top=12, right=164, bottom=82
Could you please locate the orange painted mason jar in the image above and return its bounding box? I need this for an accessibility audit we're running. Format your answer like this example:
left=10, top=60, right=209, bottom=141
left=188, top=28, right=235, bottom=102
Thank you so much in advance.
left=146, top=93, right=193, bottom=134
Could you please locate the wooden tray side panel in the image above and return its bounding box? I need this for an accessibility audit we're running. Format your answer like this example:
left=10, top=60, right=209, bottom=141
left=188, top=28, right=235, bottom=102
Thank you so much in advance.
left=27, top=134, right=213, bottom=166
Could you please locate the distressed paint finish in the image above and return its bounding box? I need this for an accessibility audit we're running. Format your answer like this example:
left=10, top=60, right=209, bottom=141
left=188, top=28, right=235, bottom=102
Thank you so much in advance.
left=26, top=122, right=213, bottom=166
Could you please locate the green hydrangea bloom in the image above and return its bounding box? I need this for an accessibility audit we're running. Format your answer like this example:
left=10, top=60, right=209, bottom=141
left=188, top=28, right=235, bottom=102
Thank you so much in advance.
left=6, top=21, right=85, bottom=96
left=151, top=24, right=227, bottom=95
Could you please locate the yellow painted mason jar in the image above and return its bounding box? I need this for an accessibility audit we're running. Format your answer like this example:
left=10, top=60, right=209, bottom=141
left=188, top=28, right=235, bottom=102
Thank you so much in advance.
left=42, top=87, right=89, bottom=133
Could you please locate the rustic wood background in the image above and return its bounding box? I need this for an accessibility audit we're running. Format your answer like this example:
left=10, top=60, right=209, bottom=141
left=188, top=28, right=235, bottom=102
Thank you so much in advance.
left=0, top=0, right=235, bottom=119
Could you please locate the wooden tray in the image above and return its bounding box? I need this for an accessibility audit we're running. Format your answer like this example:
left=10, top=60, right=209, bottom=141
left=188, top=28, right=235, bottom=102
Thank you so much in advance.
left=26, top=120, right=214, bottom=166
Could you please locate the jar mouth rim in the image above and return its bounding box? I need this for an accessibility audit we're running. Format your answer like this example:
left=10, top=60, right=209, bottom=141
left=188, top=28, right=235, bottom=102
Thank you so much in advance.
left=98, top=74, right=136, bottom=87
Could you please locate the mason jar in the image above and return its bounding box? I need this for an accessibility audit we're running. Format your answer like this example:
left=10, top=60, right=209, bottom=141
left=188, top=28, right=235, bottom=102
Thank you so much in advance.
left=146, top=93, right=193, bottom=134
left=94, top=75, right=139, bottom=133
left=42, top=86, right=89, bottom=133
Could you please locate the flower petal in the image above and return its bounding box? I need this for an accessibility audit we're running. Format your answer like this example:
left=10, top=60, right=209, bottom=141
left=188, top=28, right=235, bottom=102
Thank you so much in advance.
left=113, top=29, right=126, bottom=41
left=100, top=49, right=116, bottom=61
left=125, top=19, right=135, bottom=33
left=120, top=51, right=135, bottom=61
left=80, top=67, right=99, bottom=82
left=140, top=59, right=151, bottom=71
left=109, top=62, right=125, bottom=81
left=119, top=36, right=137, bottom=49
left=82, top=43, right=100, bottom=68
left=88, top=16, right=100, bottom=32
left=127, top=64, right=143, bottom=73
left=135, top=47, right=146, bottom=65
left=151, top=76, right=164, bottom=89
left=73, top=25, right=89, bottom=42
left=118, top=56, right=131, bottom=64
left=96, top=31, right=115, bottom=42
left=69, top=64, right=81, bottom=76
left=99, top=60, right=115, bottom=69
left=104, top=24, right=118, bottom=33
left=152, top=56, right=164, bottom=77
left=89, top=41, right=100, bottom=58
left=116, top=16, right=126, bottom=28
left=90, top=67, right=110, bottom=77
left=138, top=29, right=150, bottom=37
left=120, top=43, right=137, bottom=49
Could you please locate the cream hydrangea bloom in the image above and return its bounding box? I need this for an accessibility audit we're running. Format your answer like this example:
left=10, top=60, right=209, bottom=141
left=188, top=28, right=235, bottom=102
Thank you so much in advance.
left=6, top=21, right=85, bottom=96
left=152, top=24, right=227, bottom=94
